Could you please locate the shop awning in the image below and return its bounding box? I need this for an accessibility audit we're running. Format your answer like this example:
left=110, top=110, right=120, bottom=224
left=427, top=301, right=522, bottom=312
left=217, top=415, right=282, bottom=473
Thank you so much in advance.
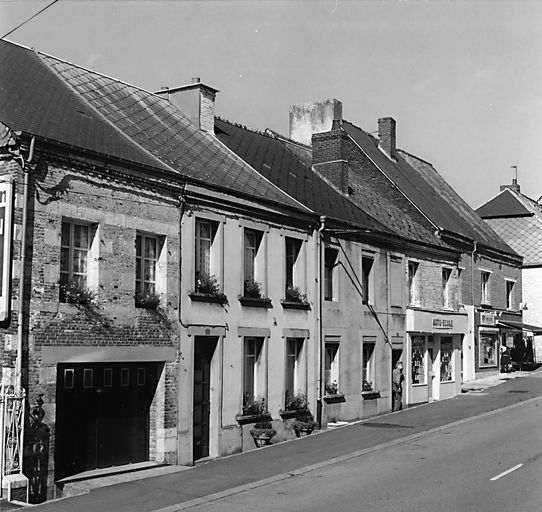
left=497, top=320, right=542, bottom=334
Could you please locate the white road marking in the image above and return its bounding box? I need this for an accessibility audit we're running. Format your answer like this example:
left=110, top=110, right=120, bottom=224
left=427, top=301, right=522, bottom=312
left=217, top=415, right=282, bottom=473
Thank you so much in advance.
left=490, top=463, right=524, bottom=481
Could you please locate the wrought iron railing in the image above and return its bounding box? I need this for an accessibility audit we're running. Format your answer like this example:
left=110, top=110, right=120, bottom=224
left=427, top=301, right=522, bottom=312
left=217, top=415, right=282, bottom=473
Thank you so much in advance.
left=0, top=385, right=26, bottom=489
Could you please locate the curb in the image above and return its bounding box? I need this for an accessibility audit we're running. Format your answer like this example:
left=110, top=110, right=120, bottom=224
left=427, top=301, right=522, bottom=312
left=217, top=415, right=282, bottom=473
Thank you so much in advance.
left=155, top=394, right=542, bottom=511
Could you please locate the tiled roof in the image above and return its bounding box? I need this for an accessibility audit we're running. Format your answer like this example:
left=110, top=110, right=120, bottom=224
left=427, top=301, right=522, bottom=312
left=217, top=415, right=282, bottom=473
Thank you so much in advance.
left=483, top=216, right=542, bottom=265
left=214, top=118, right=391, bottom=233
left=476, top=189, right=532, bottom=218
left=0, top=39, right=305, bottom=211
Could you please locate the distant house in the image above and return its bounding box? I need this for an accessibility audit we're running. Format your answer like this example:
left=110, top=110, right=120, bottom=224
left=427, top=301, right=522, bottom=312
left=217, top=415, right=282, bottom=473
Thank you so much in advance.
left=477, top=179, right=542, bottom=362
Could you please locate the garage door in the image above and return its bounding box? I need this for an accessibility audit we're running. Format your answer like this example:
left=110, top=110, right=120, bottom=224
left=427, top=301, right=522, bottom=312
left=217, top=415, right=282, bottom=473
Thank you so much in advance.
left=55, top=362, right=162, bottom=480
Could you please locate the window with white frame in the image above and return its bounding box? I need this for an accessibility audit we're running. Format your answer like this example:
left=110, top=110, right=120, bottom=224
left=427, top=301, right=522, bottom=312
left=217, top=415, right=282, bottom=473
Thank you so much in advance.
left=362, top=253, right=375, bottom=305
left=440, top=337, right=454, bottom=381
left=135, top=233, right=161, bottom=306
left=408, top=261, right=420, bottom=305
left=244, top=228, right=264, bottom=297
left=60, top=220, right=95, bottom=302
left=324, top=337, right=340, bottom=394
left=195, top=218, right=219, bottom=293
left=505, top=280, right=515, bottom=310
left=243, top=337, right=265, bottom=406
left=324, top=247, right=339, bottom=301
left=285, top=237, right=303, bottom=298
left=362, top=338, right=376, bottom=391
left=442, top=267, right=452, bottom=308
left=480, top=270, right=491, bottom=305
left=285, top=338, right=305, bottom=403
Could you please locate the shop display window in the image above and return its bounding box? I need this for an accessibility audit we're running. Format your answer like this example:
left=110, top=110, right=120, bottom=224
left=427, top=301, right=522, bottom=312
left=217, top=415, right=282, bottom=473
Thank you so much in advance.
left=440, top=338, right=453, bottom=382
left=411, top=336, right=425, bottom=384
left=479, top=331, right=498, bottom=367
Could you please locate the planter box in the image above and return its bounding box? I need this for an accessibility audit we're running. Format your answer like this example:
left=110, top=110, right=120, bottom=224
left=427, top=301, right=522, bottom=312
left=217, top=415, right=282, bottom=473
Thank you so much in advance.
left=280, top=300, right=311, bottom=311
left=362, top=390, right=381, bottom=400
left=323, top=393, right=346, bottom=404
left=235, top=412, right=272, bottom=425
left=239, top=297, right=273, bottom=308
left=279, top=408, right=309, bottom=420
left=189, top=292, right=228, bottom=305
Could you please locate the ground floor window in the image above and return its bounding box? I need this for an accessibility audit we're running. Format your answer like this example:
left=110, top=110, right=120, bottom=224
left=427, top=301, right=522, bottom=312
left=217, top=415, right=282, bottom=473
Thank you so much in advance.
left=243, top=337, right=265, bottom=411
left=440, top=337, right=454, bottom=382
left=324, top=337, right=340, bottom=394
left=285, top=338, right=305, bottom=404
left=479, top=330, right=498, bottom=367
left=362, top=338, right=376, bottom=391
left=411, top=335, right=426, bottom=384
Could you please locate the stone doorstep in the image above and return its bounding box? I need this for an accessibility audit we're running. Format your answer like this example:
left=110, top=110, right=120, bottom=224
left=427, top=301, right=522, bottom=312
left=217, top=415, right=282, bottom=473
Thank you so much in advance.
left=57, top=462, right=189, bottom=498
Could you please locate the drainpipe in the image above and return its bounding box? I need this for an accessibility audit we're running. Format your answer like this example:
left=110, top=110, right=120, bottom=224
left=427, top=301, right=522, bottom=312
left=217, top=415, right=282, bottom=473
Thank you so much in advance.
left=15, top=136, right=34, bottom=393
left=316, top=215, right=326, bottom=428
left=470, top=240, right=477, bottom=379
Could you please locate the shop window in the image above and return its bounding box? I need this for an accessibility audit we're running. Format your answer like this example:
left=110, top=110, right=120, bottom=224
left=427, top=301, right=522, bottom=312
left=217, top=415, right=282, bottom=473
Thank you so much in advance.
left=324, top=248, right=339, bottom=301
left=324, top=337, right=340, bottom=394
left=60, top=220, right=97, bottom=302
left=362, top=253, right=375, bottom=305
left=243, top=337, right=264, bottom=404
left=479, top=331, right=498, bottom=367
left=285, top=237, right=305, bottom=299
left=408, top=261, right=420, bottom=306
left=195, top=218, right=220, bottom=293
left=440, top=338, right=454, bottom=382
left=362, top=339, right=376, bottom=390
left=244, top=229, right=265, bottom=297
left=505, top=280, right=515, bottom=310
left=285, top=338, right=305, bottom=402
left=442, top=268, right=452, bottom=308
left=411, top=336, right=426, bottom=384
left=480, top=270, right=491, bottom=305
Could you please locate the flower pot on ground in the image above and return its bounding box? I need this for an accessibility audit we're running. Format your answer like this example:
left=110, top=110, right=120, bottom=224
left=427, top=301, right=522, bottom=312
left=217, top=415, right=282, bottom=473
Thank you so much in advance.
left=293, top=413, right=317, bottom=438
left=249, top=422, right=276, bottom=448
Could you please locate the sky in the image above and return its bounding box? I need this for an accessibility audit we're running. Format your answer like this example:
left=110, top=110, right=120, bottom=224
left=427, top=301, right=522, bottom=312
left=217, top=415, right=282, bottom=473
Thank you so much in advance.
left=1, top=0, right=541, bottom=208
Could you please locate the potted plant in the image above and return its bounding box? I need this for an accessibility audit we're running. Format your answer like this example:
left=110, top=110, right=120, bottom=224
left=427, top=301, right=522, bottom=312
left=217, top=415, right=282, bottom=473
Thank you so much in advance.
left=60, top=280, right=95, bottom=306
left=285, top=391, right=308, bottom=411
left=325, top=380, right=339, bottom=395
left=244, top=278, right=262, bottom=298
left=190, top=273, right=228, bottom=304
left=324, top=381, right=345, bottom=404
left=135, top=289, right=161, bottom=309
left=242, top=395, right=267, bottom=416
left=239, top=279, right=272, bottom=308
left=285, top=285, right=308, bottom=303
left=293, top=413, right=317, bottom=438
left=249, top=421, right=276, bottom=448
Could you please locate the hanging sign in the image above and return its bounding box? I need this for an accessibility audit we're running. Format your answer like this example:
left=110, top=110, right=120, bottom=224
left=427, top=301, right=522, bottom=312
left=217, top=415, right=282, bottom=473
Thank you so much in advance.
left=0, top=178, right=13, bottom=322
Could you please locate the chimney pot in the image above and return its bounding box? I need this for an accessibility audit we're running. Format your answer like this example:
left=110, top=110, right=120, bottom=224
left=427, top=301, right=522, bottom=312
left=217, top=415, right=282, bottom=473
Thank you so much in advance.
left=192, top=77, right=201, bottom=84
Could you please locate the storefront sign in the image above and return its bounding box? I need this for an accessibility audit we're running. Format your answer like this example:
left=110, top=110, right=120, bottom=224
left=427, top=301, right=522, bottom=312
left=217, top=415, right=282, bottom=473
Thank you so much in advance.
left=432, top=318, right=454, bottom=329
left=480, top=311, right=495, bottom=326
left=0, top=178, right=13, bottom=322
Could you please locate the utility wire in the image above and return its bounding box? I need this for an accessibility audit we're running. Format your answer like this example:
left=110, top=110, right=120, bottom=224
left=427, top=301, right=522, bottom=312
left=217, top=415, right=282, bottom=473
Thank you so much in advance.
left=1, top=0, right=59, bottom=40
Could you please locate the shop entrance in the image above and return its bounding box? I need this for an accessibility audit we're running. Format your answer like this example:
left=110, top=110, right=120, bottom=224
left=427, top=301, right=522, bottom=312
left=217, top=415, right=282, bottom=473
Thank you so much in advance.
left=55, top=362, right=162, bottom=481
left=193, top=337, right=218, bottom=461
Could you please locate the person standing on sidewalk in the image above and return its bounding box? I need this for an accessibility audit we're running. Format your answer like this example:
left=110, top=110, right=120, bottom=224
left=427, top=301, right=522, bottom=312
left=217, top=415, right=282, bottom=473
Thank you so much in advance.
left=392, top=361, right=404, bottom=411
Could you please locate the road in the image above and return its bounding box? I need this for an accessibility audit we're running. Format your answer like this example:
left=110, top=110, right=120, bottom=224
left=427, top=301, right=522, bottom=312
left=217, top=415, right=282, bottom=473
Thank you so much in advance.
left=186, top=397, right=542, bottom=512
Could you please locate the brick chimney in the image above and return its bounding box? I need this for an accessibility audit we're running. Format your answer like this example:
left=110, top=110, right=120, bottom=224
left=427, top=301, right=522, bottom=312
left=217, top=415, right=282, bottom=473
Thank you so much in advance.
left=155, top=78, right=218, bottom=134
left=289, top=99, right=343, bottom=146
left=378, top=117, right=396, bottom=158
left=500, top=179, right=521, bottom=193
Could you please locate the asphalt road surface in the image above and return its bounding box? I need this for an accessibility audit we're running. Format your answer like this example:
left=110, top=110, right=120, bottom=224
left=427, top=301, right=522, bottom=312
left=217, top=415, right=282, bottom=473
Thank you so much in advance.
left=187, top=396, right=542, bottom=512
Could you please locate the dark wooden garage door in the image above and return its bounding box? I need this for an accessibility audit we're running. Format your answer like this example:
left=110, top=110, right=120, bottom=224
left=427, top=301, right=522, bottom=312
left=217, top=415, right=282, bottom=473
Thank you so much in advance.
left=55, top=362, right=162, bottom=480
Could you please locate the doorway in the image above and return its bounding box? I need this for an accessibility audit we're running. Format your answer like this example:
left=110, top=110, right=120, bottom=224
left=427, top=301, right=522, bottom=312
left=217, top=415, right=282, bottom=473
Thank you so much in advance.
left=193, top=337, right=218, bottom=461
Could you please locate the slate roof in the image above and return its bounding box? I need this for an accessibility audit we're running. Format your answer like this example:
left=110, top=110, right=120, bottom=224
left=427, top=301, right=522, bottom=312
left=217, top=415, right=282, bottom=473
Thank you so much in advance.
left=214, top=118, right=391, bottom=233
left=339, top=121, right=516, bottom=256
left=0, top=39, right=305, bottom=211
left=477, top=188, right=542, bottom=265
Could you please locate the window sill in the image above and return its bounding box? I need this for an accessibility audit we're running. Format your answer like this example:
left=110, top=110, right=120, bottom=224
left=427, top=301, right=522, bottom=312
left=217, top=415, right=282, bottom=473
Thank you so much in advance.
left=279, top=408, right=309, bottom=419
left=235, top=412, right=272, bottom=425
left=281, top=300, right=311, bottom=311
left=239, top=296, right=273, bottom=308
left=189, top=292, right=228, bottom=305
left=361, top=390, right=381, bottom=400
left=323, top=393, right=345, bottom=404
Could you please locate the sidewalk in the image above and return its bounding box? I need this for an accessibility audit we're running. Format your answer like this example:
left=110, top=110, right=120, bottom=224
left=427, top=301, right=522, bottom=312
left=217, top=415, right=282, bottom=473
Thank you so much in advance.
left=33, top=369, right=542, bottom=512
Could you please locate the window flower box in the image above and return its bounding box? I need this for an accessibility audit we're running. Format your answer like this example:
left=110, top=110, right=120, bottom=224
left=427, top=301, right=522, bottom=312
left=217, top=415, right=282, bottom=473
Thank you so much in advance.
left=278, top=408, right=309, bottom=420
left=235, top=412, right=272, bottom=425
left=361, top=390, right=381, bottom=400
left=280, top=300, right=311, bottom=311
left=189, top=292, right=228, bottom=305
left=323, top=393, right=346, bottom=404
left=239, top=296, right=272, bottom=308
